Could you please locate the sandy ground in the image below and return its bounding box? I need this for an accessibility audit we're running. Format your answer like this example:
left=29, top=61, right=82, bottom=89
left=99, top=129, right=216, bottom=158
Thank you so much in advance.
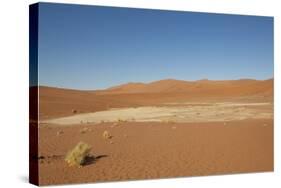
left=38, top=119, right=273, bottom=185
left=34, top=79, right=274, bottom=185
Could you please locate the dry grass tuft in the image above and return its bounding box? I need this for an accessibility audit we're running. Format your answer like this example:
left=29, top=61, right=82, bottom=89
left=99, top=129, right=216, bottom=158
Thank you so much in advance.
left=117, top=118, right=127, bottom=123
left=80, top=127, right=91, bottom=134
left=56, top=130, right=63, bottom=136
left=102, top=130, right=112, bottom=139
left=65, top=142, right=91, bottom=167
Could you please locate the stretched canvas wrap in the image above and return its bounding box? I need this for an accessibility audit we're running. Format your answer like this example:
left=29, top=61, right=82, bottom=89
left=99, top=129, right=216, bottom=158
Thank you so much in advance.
left=29, top=2, right=274, bottom=186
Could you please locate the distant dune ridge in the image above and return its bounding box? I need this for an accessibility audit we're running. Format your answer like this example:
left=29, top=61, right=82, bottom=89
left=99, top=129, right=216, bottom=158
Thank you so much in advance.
left=35, top=78, right=273, bottom=119
left=102, top=78, right=273, bottom=95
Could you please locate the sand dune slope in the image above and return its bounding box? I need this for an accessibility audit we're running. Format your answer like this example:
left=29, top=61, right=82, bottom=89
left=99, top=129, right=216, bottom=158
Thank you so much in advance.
left=37, top=79, right=273, bottom=119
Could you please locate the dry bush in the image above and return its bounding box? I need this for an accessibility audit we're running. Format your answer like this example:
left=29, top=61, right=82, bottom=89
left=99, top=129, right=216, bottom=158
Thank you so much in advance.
left=103, top=130, right=112, bottom=139
left=56, top=130, right=63, bottom=136
left=117, top=118, right=127, bottom=123
left=65, top=142, right=91, bottom=167
left=80, top=127, right=91, bottom=134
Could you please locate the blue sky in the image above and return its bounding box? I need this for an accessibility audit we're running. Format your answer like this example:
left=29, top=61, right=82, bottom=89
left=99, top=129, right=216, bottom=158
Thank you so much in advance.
left=38, top=3, right=273, bottom=90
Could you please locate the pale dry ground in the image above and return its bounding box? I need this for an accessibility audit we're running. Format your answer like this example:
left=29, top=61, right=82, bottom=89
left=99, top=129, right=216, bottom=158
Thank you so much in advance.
left=42, top=102, right=273, bottom=125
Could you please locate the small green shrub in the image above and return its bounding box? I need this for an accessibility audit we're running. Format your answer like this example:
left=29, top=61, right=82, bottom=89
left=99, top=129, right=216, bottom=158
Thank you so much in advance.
left=65, top=142, right=91, bottom=167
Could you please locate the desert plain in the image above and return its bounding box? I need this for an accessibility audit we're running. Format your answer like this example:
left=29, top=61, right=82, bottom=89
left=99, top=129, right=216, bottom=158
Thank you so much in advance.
left=32, top=79, right=273, bottom=185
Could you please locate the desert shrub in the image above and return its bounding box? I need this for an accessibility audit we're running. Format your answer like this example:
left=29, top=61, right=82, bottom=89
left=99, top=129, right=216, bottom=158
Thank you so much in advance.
left=56, top=130, right=63, bottom=136
left=103, top=130, right=112, bottom=139
left=80, top=127, right=91, bottom=134
left=65, top=142, right=91, bottom=167
left=117, top=118, right=127, bottom=123
left=72, top=109, right=77, bottom=114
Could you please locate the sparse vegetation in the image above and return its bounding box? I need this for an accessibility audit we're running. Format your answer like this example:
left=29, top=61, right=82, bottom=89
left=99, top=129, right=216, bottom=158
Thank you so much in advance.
left=103, top=130, right=112, bottom=139
left=117, top=118, right=127, bottom=123
left=56, top=130, right=63, bottom=136
left=80, top=127, right=91, bottom=134
left=65, top=142, right=91, bottom=167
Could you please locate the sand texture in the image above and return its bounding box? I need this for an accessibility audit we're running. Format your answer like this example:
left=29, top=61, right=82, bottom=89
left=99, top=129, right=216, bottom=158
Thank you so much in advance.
left=34, top=79, right=274, bottom=185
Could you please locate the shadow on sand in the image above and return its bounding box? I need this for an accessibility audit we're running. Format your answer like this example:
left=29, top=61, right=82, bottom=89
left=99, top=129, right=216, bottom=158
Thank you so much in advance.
left=83, top=155, right=108, bottom=166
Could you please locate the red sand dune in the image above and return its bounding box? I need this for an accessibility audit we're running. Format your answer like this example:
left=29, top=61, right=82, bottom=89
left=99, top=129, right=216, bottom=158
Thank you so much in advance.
left=102, top=78, right=273, bottom=96
left=36, top=79, right=273, bottom=119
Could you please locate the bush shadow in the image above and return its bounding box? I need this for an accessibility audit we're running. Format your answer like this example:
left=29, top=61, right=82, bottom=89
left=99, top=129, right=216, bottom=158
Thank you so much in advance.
left=83, top=155, right=108, bottom=166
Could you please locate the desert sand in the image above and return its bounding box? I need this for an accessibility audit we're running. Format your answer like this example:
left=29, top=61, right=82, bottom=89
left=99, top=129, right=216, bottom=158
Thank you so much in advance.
left=34, top=79, right=274, bottom=185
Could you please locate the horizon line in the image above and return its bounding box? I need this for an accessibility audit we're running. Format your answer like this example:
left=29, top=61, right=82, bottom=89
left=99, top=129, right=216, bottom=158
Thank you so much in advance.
left=33, top=77, right=274, bottom=91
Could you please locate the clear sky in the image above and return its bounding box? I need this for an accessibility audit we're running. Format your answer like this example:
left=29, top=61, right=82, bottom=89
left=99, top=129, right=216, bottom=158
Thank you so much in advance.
left=38, top=3, right=273, bottom=90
